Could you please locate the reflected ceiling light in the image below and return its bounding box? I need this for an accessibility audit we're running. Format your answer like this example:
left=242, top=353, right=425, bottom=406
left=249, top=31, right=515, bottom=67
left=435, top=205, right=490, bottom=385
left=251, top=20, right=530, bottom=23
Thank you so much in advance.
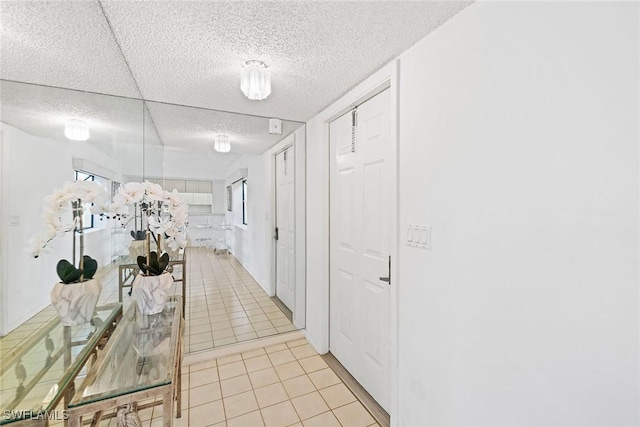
left=215, top=135, right=231, bottom=153
left=241, top=60, right=271, bottom=100
left=64, top=119, right=89, bottom=141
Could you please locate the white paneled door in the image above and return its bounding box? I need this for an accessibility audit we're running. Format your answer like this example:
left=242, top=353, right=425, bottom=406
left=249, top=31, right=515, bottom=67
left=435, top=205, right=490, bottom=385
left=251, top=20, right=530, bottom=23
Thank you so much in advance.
left=329, top=88, right=392, bottom=411
left=275, top=146, right=295, bottom=311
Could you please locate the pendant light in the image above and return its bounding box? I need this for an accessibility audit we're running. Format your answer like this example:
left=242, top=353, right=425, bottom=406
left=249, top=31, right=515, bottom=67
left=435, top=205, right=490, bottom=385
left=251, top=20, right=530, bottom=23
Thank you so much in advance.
left=241, top=60, right=271, bottom=100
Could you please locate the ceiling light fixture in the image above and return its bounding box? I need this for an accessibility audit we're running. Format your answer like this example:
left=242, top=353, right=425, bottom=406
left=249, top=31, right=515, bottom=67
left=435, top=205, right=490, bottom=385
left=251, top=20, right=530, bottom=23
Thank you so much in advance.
left=64, top=119, right=90, bottom=141
left=241, top=60, right=271, bottom=100
left=215, top=135, right=231, bottom=153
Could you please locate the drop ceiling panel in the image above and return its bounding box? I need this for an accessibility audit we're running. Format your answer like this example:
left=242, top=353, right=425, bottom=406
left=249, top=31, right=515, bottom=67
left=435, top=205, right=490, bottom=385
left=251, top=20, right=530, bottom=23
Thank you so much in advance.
left=0, top=1, right=141, bottom=98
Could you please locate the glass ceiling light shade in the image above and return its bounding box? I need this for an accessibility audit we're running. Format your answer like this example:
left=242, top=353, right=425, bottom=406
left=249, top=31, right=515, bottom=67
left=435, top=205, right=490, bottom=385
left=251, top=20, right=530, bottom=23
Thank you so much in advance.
left=64, top=119, right=89, bottom=141
left=214, top=135, right=231, bottom=153
left=241, top=60, right=271, bottom=100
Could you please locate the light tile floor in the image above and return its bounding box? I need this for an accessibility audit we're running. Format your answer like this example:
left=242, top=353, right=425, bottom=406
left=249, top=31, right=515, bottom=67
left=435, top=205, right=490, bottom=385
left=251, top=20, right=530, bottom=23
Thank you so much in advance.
left=0, top=246, right=295, bottom=355
left=50, top=338, right=381, bottom=427
left=185, top=247, right=296, bottom=353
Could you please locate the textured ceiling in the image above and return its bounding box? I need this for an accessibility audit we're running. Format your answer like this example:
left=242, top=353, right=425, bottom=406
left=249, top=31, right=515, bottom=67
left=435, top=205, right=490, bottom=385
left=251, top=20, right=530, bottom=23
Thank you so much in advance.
left=145, top=102, right=302, bottom=155
left=0, top=1, right=471, bottom=153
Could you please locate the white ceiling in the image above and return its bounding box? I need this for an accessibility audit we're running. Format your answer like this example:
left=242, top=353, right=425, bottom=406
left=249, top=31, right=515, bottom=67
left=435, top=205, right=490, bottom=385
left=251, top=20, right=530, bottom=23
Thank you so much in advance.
left=0, top=1, right=471, bottom=153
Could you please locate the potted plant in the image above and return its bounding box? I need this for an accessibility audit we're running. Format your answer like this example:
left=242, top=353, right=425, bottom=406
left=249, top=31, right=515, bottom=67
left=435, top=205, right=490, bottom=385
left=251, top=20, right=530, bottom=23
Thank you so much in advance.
left=108, top=181, right=188, bottom=314
left=29, top=180, right=109, bottom=326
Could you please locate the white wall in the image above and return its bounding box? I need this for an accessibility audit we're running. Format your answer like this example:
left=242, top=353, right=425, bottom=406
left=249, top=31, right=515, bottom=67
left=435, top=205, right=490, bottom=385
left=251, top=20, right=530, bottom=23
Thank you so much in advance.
left=0, top=124, right=129, bottom=334
left=305, top=1, right=639, bottom=425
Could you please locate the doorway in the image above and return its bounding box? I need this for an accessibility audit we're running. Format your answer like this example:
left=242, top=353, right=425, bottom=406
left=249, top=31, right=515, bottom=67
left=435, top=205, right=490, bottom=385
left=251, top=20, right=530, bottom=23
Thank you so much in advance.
left=329, top=88, right=394, bottom=411
left=275, top=145, right=295, bottom=312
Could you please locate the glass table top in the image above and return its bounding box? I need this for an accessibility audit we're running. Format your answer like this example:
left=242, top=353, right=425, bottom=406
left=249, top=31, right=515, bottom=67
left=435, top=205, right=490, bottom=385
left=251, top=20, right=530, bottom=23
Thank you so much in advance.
left=69, top=296, right=182, bottom=408
left=0, top=303, right=122, bottom=424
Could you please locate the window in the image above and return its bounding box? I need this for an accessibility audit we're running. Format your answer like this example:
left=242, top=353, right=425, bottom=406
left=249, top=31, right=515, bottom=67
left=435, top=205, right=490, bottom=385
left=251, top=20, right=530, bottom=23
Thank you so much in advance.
left=74, top=171, right=95, bottom=230
left=242, top=179, right=248, bottom=225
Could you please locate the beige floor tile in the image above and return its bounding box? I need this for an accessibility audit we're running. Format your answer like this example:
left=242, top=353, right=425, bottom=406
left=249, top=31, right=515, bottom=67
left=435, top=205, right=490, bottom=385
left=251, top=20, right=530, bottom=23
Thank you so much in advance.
left=189, top=316, right=211, bottom=327
left=298, top=356, right=328, bottom=374
left=256, top=328, right=278, bottom=338
left=217, top=353, right=242, bottom=365
left=227, top=410, right=265, bottom=427
left=212, top=327, right=235, bottom=340
left=242, top=348, right=267, bottom=359
left=190, top=341, right=214, bottom=353
left=301, top=411, right=341, bottom=427
left=274, top=361, right=305, bottom=381
left=229, top=311, right=249, bottom=320
left=218, top=360, right=247, bottom=380
left=190, top=367, right=219, bottom=387
left=230, top=316, right=251, bottom=326
left=270, top=318, right=292, bottom=328
left=244, top=355, right=273, bottom=373
left=318, top=383, right=356, bottom=409
left=252, top=320, right=275, bottom=331
left=190, top=323, right=213, bottom=335
left=332, top=401, right=375, bottom=427
left=250, top=314, right=270, bottom=323
left=254, top=383, right=289, bottom=409
left=221, top=374, right=253, bottom=397
left=291, top=392, right=330, bottom=421
left=276, top=325, right=297, bottom=333
left=268, top=349, right=296, bottom=366
left=260, top=401, right=300, bottom=427
left=290, top=344, right=317, bottom=360
left=190, top=331, right=214, bottom=344
left=215, top=336, right=238, bottom=346
left=190, top=381, right=222, bottom=407
left=286, top=339, right=309, bottom=349
left=282, top=375, right=316, bottom=398
left=233, top=324, right=256, bottom=336
left=190, top=400, right=226, bottom=426
left=223, top=390, right=259, bottom=419
left=236, top=332, right=259, bottom=342
left=211, top=321, right=234, bottom=332
left=248, top=367, right=281, bottom=389
left=308, top=368, right=341, bottom=389
left=190, top=359, right=217, bottom=372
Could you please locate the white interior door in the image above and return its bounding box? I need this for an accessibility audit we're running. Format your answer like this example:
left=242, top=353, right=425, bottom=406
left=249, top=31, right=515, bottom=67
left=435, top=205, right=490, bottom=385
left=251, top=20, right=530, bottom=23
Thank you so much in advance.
left=275, top=146, right=295, bottom=311
left=329, top=88, right=392, bottom=411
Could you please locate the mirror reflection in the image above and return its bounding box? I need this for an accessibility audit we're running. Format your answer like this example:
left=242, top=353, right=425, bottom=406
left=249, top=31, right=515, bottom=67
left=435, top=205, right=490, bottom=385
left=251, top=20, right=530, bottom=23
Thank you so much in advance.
left=0, top=80, right=306, bottom=355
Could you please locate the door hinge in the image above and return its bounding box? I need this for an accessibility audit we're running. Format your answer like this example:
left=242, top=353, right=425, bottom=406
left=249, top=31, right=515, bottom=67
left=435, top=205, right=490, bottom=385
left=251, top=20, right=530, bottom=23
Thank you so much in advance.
left=274, top=227, right=279, bottom=241
left=351, top=107, right=357, bottom=153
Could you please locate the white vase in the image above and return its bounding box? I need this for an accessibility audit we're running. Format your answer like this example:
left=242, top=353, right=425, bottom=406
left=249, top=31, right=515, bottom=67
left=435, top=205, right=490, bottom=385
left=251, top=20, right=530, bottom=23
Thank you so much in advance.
left=50, top=279, right=102, bottom=326
left=131, top=272, right=173, bottom=315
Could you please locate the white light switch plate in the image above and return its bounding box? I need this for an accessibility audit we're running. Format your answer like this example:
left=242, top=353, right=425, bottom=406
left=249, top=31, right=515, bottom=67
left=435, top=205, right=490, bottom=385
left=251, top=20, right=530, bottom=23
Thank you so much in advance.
left=406, top=223, right=431, bottom=249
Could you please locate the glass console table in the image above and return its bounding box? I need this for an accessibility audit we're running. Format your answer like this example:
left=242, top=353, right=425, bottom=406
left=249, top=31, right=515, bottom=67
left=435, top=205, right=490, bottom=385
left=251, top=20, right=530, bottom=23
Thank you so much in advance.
left=0, top=303, right=123, bottom=426
left=68, top=296, right=183, bottom=427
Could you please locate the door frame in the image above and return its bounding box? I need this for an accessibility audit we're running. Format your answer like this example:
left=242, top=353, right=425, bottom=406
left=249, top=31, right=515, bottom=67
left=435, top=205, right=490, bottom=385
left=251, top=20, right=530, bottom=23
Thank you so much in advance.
left=269, top=129, right=307, bottom=330
left=325, top=59, right=400, bottom=425
left=273, top=143, right=295, bottom=312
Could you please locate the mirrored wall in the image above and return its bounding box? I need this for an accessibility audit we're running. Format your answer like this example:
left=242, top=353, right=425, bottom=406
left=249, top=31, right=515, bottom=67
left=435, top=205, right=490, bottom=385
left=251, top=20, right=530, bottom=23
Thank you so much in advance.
left=0, top=80, right=306, bottom=353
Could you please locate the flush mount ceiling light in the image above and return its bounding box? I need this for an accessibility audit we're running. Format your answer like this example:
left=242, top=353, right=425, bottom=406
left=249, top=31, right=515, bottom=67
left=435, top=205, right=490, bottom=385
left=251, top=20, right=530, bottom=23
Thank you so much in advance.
left=214, top=135, right=231, bottom=153
left=64, top=119, right=89, bottom=141
left=241, top=60, right=271, bottom=100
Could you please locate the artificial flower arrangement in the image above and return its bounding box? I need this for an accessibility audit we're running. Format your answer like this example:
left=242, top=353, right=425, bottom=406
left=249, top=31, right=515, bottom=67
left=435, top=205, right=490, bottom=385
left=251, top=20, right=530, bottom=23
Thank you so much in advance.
left=29, top=180, right=110, bottom=325
left=107, top=181, right=188, bottom=314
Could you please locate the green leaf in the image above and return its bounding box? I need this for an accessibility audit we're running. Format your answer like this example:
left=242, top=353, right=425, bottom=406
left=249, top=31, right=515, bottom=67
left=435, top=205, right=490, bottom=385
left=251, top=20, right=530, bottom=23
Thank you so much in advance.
left=56, top=259, right=73, bottom=282
left=82, top=255, right=98, bottom=280
left=63, top=268, right=83, bottom=284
